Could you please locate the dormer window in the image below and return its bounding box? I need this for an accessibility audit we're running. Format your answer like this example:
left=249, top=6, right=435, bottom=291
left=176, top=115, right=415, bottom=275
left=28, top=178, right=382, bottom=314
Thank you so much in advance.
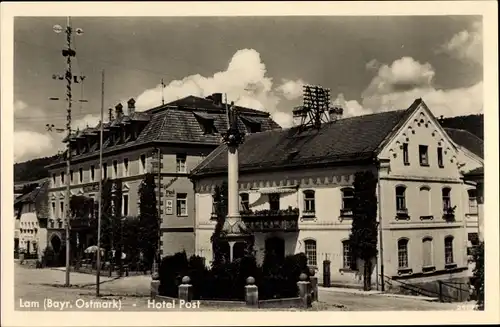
left=241, top=116, right=262, bottom=133
left=194, top=113, right=217, bottom=135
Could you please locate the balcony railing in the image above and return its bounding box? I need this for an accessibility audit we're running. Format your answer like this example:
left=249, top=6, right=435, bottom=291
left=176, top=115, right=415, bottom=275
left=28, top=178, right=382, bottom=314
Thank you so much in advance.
left=443, top=206, right=456, bottom=221
left=395, top=208, right=410, bottom=220
left=240, top=207, right=300, bottom=232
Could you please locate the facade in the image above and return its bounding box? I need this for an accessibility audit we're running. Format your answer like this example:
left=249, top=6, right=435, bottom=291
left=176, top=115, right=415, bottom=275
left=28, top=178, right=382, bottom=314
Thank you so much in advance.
left=44, top=93, right=280, bottom=259
left=13, top=179, right=50, bottom=259
left=190, top=98, right=483, bottom=290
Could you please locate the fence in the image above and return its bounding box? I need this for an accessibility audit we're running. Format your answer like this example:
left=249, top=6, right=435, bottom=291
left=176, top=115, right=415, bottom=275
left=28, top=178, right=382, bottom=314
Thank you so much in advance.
left=381, top=274, right=470, bottom=302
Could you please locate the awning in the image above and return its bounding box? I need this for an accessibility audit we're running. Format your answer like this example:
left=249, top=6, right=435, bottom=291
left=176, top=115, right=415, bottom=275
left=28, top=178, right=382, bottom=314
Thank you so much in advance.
left=249, top=185, right=298, bottom=194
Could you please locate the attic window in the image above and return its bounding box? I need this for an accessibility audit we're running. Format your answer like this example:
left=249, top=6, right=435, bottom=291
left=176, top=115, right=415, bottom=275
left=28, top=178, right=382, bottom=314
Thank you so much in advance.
left=241, top=116, right=262, bottom=133
left=194, top=113, right=218, bottom=135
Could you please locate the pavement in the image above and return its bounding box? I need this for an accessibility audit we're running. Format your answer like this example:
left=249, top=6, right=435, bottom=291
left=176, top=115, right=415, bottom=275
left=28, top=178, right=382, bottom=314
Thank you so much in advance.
left=13, top=264, right=476, bottom=311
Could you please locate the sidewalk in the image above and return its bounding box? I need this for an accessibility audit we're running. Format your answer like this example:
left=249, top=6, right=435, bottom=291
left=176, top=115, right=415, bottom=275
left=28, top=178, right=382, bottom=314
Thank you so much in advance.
left=319, top=286, right=439, bottom=302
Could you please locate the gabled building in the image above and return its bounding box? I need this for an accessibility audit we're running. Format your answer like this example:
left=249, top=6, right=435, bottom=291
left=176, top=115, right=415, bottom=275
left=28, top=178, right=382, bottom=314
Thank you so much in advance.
left=14, top=179, right=50, bottom=259
left=44, top=93, right=280, bottom=259
left=190, top=98, right=482, bottom=291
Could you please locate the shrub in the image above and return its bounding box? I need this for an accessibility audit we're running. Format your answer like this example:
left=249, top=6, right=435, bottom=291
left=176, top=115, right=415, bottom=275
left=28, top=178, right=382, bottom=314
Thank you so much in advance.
left=158, top=251, right=189, bottom=297
left=41, top=247, right=66, bottom=267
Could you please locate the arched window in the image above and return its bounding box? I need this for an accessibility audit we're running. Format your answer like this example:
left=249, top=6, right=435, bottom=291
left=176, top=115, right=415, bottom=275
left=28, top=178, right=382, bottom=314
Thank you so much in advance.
left=304, top=239, right=317, bottom=266
left=303, top=190, right=316, bottom=215
left=442, top=187, right=452, bottom=210
left=397, top=238, right=409, bottom=269
left=342, top=240, right=357, bottom=270
left=420, top=186, right=432, bottom=218
left=444, top=236, right=454, bottom=264
left=240, top=193, right=250, bottom=212
left=395, top=186, right=407, bottom=212
left=341, top=187, right=354, bottom=216
left=467, top=189, right=478, bottom=214
left=422, top=237, right=433, bottom=267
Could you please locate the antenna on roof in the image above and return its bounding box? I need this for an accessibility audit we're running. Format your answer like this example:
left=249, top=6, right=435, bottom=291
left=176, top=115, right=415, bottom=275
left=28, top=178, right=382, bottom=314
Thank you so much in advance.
left=160, top=78, right=166, bottom=106
left=292, top=84, right=343, bottom=132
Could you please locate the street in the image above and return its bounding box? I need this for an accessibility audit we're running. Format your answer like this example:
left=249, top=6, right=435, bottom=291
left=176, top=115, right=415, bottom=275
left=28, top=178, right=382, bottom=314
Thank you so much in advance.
left=14, top=264, right=473, bottom=311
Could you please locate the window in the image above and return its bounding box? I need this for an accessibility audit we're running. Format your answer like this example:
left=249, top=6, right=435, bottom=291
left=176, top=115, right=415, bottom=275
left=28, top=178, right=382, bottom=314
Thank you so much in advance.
left=467, top=233, right=479, bottom=256
left=52, top=174, right=56, bottom=186
left=397, top=238, right=409, bottom=269
left=140, top=154, right=146, bottom=173
left=444, top=236, right=454, bottom=264
left=103, top=163, right=108, bottom=179
left=61, top=172, right=65, bottom=184
left=419, top=186, right=432, bottom=218
left=342, top=240, right=357, bottom=270
left=402, top=143, right=409, bottom=165
left=90, top=165, right=95, bottom=182
left=437, top=147, right=444, bottom=168
left=176, top=193, right=188, bottom=216
left=303, top=190, right=315, bottom=215
left=51, top=202, right=56, bottom=218
left=79, top=168, right=83, bottom=183
left=468, top=189, right=478, bottom=214
left=304, top=239, right=317, bottom=266
left=112, top=160, right=118, bottom=178
left=422, top=237, right=433, bottom=267
left=341, top=188, right=354, bottom=216
left=176, top=154, right=187, bottom=173
left=240, top=193, right=250, bottom=212
left=442, top=187, right=451, bottom=210
left=122, top=194, right=129, bottom=216
left=396, top=186, right=407, bottom=214
left=70, top=170, right=74, bottom=183
left=419, top=145, right=429, bottom=166
left=123, top=158, right=129, bottom=177
left=269, top=194, right=280, bottom=211
left=60, top=201, right=65, bottom=218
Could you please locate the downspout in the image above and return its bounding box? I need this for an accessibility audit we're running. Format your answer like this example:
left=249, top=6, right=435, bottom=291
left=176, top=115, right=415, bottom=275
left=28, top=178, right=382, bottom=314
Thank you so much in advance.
left=376, top=161, right=385, bottom=292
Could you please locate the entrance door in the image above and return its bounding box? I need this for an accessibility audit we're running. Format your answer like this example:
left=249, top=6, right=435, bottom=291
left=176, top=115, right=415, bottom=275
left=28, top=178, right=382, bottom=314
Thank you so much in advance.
left=265, top=237, right=285, bottom=262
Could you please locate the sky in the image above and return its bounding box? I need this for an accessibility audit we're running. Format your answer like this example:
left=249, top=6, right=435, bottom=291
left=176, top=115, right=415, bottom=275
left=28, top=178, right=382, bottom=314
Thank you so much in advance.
left=13, top=15, right=483, bottom=163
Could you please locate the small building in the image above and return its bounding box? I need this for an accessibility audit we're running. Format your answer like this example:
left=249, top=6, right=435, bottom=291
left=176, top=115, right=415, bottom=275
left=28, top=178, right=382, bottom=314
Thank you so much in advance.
left=190, top=98, right=482, bottom=291
left=44, top=94, right=280, bottom=259
left=14, top=179, right=50, bottom=260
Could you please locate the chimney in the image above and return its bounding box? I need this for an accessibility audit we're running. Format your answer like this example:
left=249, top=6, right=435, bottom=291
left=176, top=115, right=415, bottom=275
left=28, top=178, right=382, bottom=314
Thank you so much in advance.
left=108, top=108, right=114, bottom=122
left=211, top=93, right=223, bottom=106
left=439, top=115, right=445, bottom=124
left=127, top=98, right=136, bottom=115
left=115, top=103, right=124, bottom=119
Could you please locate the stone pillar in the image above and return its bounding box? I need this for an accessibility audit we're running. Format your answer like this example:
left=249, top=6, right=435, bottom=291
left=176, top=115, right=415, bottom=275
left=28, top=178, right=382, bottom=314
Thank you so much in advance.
left=229, top=241, right=235, bottom=262
left=178, top=276, right=193, bottom=303
left=297, top=273, right=312, bottom=308
left=150, top=279, right=160, bottom=299
left=245, top=277, right=259, bottom=307
left=227, top=146, right=241, bottom=225
left=309, top=269, right=318, bottom=302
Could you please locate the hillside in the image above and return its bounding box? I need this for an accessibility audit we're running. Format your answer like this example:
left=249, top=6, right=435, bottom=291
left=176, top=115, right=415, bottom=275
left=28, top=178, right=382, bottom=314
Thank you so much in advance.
left=13, top=113, right=484, bottom=183
left=14, top=154, right=59, bottom=183
left=440, top=114, right=484, bottom=140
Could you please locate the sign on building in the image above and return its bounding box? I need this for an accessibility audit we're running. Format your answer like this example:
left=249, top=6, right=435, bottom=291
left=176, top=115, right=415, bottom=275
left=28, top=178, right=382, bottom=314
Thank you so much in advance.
left=165, top=199, right=173, bottom=215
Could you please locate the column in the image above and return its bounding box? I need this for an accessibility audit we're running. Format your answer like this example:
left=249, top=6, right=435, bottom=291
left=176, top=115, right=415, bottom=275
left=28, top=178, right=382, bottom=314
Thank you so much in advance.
left=227, top=145, right=240, bottom=225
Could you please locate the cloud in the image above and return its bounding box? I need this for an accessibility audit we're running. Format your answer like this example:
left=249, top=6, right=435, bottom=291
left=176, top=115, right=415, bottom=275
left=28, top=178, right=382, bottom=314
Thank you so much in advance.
left=275, top=79, right=306, bottom=100
left=334, top=56, right=482, bottom=118
left=365, top=59, right=381, bottom=71
left=135, top=49, right=306, bottom=119
left=72, top=114, right=102, bottom=131
left=438, top=21, right=483, bottom=65
left=14, top=130, right=59, bottom=163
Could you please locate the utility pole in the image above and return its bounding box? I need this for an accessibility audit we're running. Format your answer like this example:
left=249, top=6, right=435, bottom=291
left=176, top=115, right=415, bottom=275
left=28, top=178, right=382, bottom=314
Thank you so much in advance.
left=51, top=17, right=84, bottom=287
left=96, top=69, right=105, bottom=297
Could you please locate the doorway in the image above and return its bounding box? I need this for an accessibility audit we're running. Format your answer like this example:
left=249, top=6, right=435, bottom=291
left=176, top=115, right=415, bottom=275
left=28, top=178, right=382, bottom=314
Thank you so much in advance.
left=265, top=236, right=285, bottom=262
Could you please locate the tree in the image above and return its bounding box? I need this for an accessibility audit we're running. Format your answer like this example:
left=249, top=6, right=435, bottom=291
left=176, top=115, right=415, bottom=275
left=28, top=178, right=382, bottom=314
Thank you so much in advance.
left=100, top=179, right=114, bottom=258
left=472, top=241, right=484, bottom=310
left=138, top=173, right=159, bottom=270
left=210, top=182, right=229, bottom=267
left=349, top=170, right=378, bottom=291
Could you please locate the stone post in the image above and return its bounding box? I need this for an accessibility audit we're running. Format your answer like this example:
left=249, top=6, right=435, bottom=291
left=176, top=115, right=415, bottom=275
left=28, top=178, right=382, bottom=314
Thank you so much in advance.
left=245, top=276, right=259, bottom=307
left=309, top=268, right=318, bottom=302
left=297, top=273, right=312, bottom=308
left=150, top=279, right=160, bottom=299
left=178, top=276, right=193, bottom=303
left=323, top=259, right=331, bottom=287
